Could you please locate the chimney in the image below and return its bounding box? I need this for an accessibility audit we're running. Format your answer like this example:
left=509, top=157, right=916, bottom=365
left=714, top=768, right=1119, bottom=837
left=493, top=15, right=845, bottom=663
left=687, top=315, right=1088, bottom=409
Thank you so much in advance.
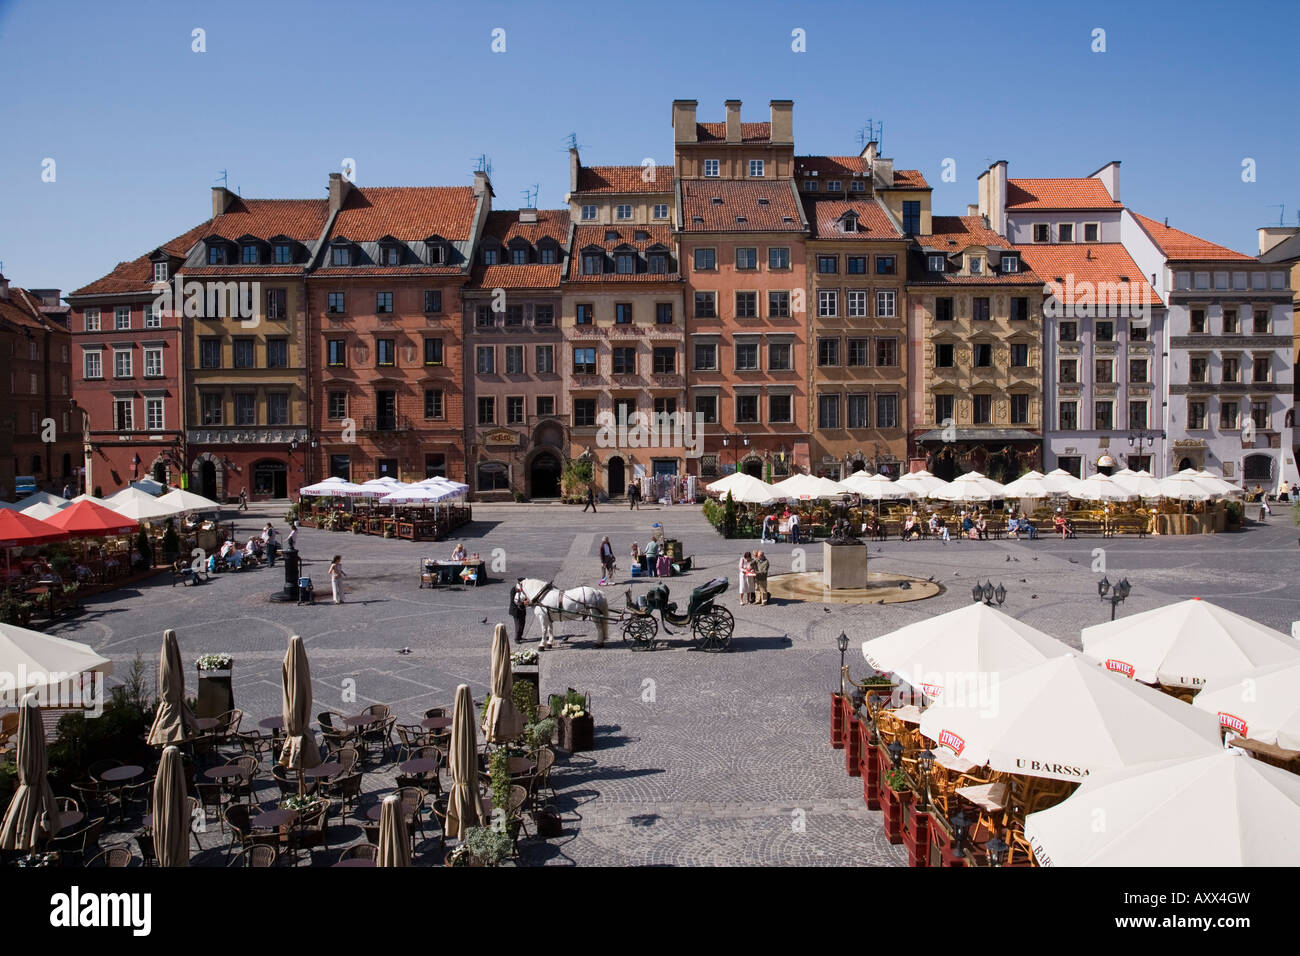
left=472, top=170, right=492, bottom=198
left=569, top=147, right=581, bottom=194
left=328, top=172, right=354, bottom=215
left=860, top=141, right=878, bottom=163
left=211, top=186, right=236, bottom=219
left=0, top=274, right=8, bottom=301
left=1090, top=161, right=1121, bottom=203
left=672, top=99, right=698, bottom=144
left=519, top=208, right=538, bottom=224
left=986, top=160, right=1008, bottom=237
left=725, top=99, right=742, bottom=143
left=1259, top=226, right=1300, bottom=255
left=967, top=203, right=980, bottom=217
left=769, top=100, right=793, bottom=145
left=874, top=156, right=893, bottom=188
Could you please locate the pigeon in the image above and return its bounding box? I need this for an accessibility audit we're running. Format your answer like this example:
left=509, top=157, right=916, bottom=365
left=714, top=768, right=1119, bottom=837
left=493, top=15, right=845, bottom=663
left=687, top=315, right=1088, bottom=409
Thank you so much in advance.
left=824, top=607, right=832, bottom=614
left=398, top=647, right=412, bottom=655
left=1033, top=557, right=1038, bottom=561
left=900, top=581, right=911, bottom=590
left=1031, top=594, right=1038, bottom=599
left=1005, top=555, right=1011, bottom=562
left=1068, top=559, right=1079, bottom=564
left=481, top=617, right=488, bottom=623
left=927, top=575, right=935, bottom=582
left=1019, top=579, right=1027, bottom=583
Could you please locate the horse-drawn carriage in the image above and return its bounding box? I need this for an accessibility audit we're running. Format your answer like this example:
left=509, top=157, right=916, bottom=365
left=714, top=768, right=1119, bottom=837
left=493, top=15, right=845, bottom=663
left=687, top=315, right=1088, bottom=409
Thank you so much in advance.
left=621, top=577, right=733, bottom=651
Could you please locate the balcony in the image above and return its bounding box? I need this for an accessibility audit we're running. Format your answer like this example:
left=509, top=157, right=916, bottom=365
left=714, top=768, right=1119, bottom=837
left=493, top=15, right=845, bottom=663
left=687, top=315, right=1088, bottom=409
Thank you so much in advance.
left=362, top=414, right=411, bottom=433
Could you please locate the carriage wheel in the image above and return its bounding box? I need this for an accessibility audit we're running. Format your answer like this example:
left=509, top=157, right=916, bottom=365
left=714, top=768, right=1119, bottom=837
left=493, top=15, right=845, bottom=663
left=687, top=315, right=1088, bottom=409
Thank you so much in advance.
left=623, top=615, right=658, bottom=649
left=694, top=607, right=734, bottom=651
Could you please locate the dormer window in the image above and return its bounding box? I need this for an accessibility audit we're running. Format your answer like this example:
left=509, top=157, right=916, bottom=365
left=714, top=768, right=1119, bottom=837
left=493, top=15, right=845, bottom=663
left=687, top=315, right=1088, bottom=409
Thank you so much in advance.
left=969, top=256, right=983, bottom=275
left=1001, top=255, right=1019, bottom=274
left=241, top=244, right=260, bottom=265
left=735, top=216, right=748, bottom=224
left=331, top=246, right=351, bottom=266
left=649, top=253, right=668, bottom=274
left=710, top=197, right=723, bottom=205
left=274, top=244, right=292, bottom=264
left=634, top=230, right=650, bottom=241
left=692, top=216, right=704, bottom=224
left=757, top=198, right=770, bottom=206
left=539, top=246, right=557, bottom=265
left=826, top=181, right=842, bottom=192
left=804, top=180, right=818, bottom=192
left=605, top=230, right=619, bottom=241
left=581, top=250, right=604, bottom=275
left=928, top=254, right=945, bottom=273
left=481, top=247, right=498, bottom=265
left=850, top=180, right=866, bottom=192
left=382, top=246, right=402, bottom=266
left=841, top=214, right=858, bottom=233
left=153, top=261, right=168, bottom=282
left=427, top=243, right=445, bottom=265
left=208, top=245, right=227, bottom=265
left=616, top=252, right=636, bottom=275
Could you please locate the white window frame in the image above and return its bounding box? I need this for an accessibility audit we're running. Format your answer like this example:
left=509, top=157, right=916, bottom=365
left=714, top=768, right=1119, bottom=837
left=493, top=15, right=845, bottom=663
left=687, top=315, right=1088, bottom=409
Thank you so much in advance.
left=114, top=306, right=131, bottom=330
left=581, top=205, right=597, bottom=220
left=1082, top=222, right=1100, bottom=243
left=143, top=347, right=163, bottom=378
left=826, top=180, right=842, bottom=192
left=1057, top=223, right=1075, bottom=243
left=749, top=160, right=765, bottom=177
left=83, top=350, right=103, bottom=379
left=704, top=159, right=720, bottom=178
left=1001, top=255, right=1018, bottom=273
left=846, top=290, right=869, bottom=318
left=84, top=308, right=101, bottom=331
left=113, top=349, right=132, bottom=378
left=876, top=290, right=897, bottom=318
left=114, top=398, right=134, bottom=432
left=153, top=261, right=168, bottom=282
left=1032, top=223, right=1050, bottom=243
left=653, top=204, right=668, bottom=219
left=817, top=290, right=839, bottom=318
left=145, top=397, right=164, bottom=431
left=616, top=204, right=632, bottom=220
left=143, top=304, right=161, bottom=328
left=849, top=180, right=866, bottom=192
left=928, top=254, right=945, bottom=272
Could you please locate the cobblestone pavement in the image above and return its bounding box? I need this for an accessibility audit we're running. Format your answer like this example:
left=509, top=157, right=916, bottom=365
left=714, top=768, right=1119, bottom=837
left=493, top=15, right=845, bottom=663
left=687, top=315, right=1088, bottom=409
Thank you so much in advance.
left=45, top=501, right=1299, bottom=866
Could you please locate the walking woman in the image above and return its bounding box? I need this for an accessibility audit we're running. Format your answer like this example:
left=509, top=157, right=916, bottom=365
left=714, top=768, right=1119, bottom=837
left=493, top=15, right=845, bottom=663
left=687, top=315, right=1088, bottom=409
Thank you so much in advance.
left=599, top=535, right=615, bottom=585
left=739, top=551, right=756, bottom=605
left=329, top=554, right=347, bottom=605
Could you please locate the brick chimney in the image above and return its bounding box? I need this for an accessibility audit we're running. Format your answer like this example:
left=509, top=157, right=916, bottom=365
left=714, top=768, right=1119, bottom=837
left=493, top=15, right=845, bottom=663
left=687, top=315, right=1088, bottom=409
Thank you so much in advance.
left=569, top=147, right=581, bottom=194
left=0, top=274, right=8, bottom=301
left=977, top=161, right=1008, bottom=237
left=725, top=100, right=742, bottom=143
left=769, top=100, right=793, bottom=144
left=212, top=186, right=236, bottom=219
left=672, top=100, right=698, bottom=144
left=328, top=172, right=354, bottom=215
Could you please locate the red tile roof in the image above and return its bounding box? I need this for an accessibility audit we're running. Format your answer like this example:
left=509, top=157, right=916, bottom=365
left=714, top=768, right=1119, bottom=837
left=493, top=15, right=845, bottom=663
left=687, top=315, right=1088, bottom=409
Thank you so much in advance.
left=1018, top=243, right=1163, bottom=306
left=890, top=169, right=930, bottom=189
left=916, top=216, right=1012, bottom=253
left=566, top=225, right=681, bottom=282
left=69, top=220, right=213, bottom=296
left=208, top=198, right=328, bottom=242
left=480, top=209, right=569, bottom=245
left=794, top=156, right=930, bottom=189
left=467, top=210, right=570, bottom=289
left=695, top=122, right=771, bottom=143
left=804, top=199, right=903, bottom=240
left=330, top=186, right=478, bottom=241
left=575, top=166, right=672, bottom=195
left=1131, top=213, right=1253, bottom=261
left=680, top=180, right=805, bottom=233
left=471, top=264, right=565, bottom=289
left=1006, top=178, right=1122, bottom=211
left=0, top=287, right=57, bottom=334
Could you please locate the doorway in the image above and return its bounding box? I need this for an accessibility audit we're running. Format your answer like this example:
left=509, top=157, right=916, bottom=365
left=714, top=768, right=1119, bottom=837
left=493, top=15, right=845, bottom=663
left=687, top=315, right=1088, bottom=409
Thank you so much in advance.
left=1178, top=457, right=1194, bottom=472
left=742, top=458, right=763, bottom=478
left=198, top=460, right=217, bottom=500
left=607, top=457, right=626, bottom=497
left=530, top=452, right=562, bottom=499
left=152, top=460, right=167, bottom=483
left=253, top=460, right=288, bottom=498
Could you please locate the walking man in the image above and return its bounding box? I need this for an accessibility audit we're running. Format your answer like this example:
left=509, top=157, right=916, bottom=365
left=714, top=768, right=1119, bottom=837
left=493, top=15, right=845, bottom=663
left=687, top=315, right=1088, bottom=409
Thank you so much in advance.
left=754, top=550, right=770, bottom=605
left=628, top=483, right=640, bottom=510
left=788, top=511, right=801, bottom=545
left=238, top=488, right=248, bottom=512
left=582, top=483, right=597, bottom=513
left=510, top=580, right=528, bottom=643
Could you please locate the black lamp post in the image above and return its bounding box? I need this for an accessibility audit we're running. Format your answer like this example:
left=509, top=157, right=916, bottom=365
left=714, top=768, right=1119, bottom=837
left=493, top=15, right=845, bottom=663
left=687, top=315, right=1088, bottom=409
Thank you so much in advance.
left=886, top=739, right=904, bottom=770
left=1098, top=576, right=1132, bottom=620
left=950, top=809, right=972, bottom=858
left=986, top=832, right=1008, bottom=868
left=972, top=581, right=1007, bottom=606
left=837, top=631, right=849, bottom=696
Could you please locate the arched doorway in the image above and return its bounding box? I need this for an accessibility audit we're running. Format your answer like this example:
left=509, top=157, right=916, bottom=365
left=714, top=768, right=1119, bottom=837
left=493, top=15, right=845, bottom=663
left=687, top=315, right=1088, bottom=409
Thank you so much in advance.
left=530, top=452, right=562, bottom=499
left=607, top=456, right=626, bottom=497
left=742, top=458, right=763, bottom=478
left=152, top=460, right=167, bottom=483
left=198, top=460, right=217, bottom=500
left=1178, top=457, right=1194, bottom=472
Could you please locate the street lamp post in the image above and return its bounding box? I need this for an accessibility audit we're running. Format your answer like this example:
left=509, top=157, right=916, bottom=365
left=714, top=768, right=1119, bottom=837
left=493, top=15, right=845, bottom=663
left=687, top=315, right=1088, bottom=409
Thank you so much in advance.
left=1098, top=576, right=1132, bottom=620
left=1128, top=430, right=1155, bottom=471
left=971, top=581, right=1007, bottom=606
left=836, top=631, right=849, bottom=696
left=720, top=433, right=750, bottom=472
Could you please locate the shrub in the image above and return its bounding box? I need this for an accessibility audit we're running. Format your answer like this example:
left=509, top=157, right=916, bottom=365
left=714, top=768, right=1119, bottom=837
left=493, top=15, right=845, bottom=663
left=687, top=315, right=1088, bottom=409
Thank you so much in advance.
left=511, top=681, right=538, bottom=725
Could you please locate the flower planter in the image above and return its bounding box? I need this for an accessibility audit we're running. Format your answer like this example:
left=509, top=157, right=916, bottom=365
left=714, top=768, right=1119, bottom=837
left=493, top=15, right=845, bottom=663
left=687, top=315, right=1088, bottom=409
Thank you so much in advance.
left=513, top=665, right=540, bottom=697
left=857, top=721, right=877, bottom=808
left=560, top=714, right=594, bottom=752
left=844, top=713, right=861, bottom=777
left=830, top=692, right=845, bottom=749
left=196, top=667, right=234, bottom=720
left=926, top=818, right=969, bottom=868
left=902, top=804, right=931, bottom=867
left=881, top=783, right=909, bottom=845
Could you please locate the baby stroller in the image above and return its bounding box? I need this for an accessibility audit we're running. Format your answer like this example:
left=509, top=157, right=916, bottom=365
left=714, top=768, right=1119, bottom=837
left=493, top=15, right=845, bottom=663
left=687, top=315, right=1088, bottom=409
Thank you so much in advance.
left=297, top=576, right=315, bottom=605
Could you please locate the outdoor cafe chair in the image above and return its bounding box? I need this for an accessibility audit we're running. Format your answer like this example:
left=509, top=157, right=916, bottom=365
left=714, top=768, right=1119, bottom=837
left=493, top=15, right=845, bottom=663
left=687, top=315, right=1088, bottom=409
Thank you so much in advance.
left=515, top=748, right=555, bottom=805
left=229, top=844, right=278, bottom=868
left=237, top=730, right=275, bottom=765
left=272, top=764, right=319, bottom=799
left=286, top=800, right=330, bottom=865
left=332, top=745, right=360, bottom=777
left=215, top=709, right=244, bottom=747
left=87, top=758, right=123, bottom=782
left=223, top=804, right=279, bottom=860
left=134, top=831, right=157, bottom=866
left=196, top=783, right=231, bottom=833
left=505, top=785, right=530, bottom=852
left=71, top=780, right=116, bottom=820
left=318, top=711, right=360, bottom=752
left=87, top=846, right=133, bottom=868
left=396, top=724, right=431, bottom=761
left=49, top=816, right=104, bottom=867
left=325, top=772, right=364, bottom=824
left=337, top=843, right=377, bottom=865
left=56, top=796, right=79, bottom=814
left=393, top=786, right=428, bottom=847
left=220, top=755, right=259, bottom=804
left=119, top=781, right=153, bottom=821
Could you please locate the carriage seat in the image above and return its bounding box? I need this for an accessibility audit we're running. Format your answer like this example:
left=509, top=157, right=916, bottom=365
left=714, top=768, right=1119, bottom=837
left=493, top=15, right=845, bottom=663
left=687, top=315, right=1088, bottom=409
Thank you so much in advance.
left=687, top=577, right=729, bottom=615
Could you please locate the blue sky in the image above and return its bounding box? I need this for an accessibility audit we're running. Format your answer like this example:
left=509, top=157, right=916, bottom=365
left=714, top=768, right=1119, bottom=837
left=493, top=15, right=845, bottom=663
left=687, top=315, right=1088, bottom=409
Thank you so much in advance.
left=1, top=0, right=1297, bottom=292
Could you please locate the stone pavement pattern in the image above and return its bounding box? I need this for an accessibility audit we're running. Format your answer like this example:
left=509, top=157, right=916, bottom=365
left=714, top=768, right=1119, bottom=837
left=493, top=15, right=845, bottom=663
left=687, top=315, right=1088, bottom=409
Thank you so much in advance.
left=47, top=501, right=1300, bottom=865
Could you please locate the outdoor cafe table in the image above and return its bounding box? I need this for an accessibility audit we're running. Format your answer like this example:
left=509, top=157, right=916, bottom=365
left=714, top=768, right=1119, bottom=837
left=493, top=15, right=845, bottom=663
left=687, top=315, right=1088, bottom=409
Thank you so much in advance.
left=420, top=716, right=452, bottom=731
left=98, top=765, right=144, bottom=823
left=193, top=717, right=220, bottom=733
left=343, top=714, right=384, bottom=729
left=333, top=858, right=376, bottom=867
left=203, top=765, right=247, bottom=782
left=304, top=762, right=342, bottom=781
left=398, top=758, right=438, bottom=776
left=55, top=810, right=85, bottom=833
left=249, top=809, right=297, bottom=830
left=258, top=716, right=285, bottom=732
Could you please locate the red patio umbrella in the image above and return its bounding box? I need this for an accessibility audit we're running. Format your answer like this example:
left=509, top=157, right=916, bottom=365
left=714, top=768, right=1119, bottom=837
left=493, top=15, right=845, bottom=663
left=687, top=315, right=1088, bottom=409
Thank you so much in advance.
left=0, top=510, right=69, bottom=548
left=43, top=500, right=139, bottom=537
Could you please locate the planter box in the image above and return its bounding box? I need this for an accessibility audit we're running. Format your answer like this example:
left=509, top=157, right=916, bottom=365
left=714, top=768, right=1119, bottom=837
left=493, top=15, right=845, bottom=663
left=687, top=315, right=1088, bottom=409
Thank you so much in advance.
left=857, top=721, right=876, bottom=808
left=902, top=806, right=931, bottom=867
left=513, top=666, right=539, bottom=697
left=881, top=784, right=909, bottom=845
left=560, top=714, right=594, bottom=752
left=196, top=668, right=234, bottom=719
left=844, top=714, right=861, bottom=777
left=830, top=692, right=845, bottom=749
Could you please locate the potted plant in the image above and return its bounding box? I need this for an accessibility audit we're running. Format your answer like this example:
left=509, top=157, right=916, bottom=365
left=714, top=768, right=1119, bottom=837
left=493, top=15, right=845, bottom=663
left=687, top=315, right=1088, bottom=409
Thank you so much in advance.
left=446, top=826, right=512, bottom=867
left=551, top=689, right=594, bottom=752
left=523, top=717, right=557, bottom=750
left=195, top=654, right=234, bottom=719
left=881, top=766, right=911, bottom=845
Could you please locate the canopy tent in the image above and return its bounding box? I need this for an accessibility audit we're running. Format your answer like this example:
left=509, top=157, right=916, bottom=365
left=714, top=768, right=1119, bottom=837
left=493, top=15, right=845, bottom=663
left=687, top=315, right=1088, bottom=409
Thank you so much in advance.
left=861, top=603, right=1070, bottom=701
left=1067, top=473, right=1137, bottom=502
left=1024, top=751, right=1300, bottom=867
left=0, top=510, right=68, bottom=548
left=894, top=469, right=951, bottom=498
left=1039, top=469, right=1083, bottom=495
left=157, top=488, right=222, bottom=512
left=19, top=502, right=64, bottom=521
left=999, top=470, right=1050, bottom=499
left=103, top=487, right=182, bottom=522
left=705, top=472, right=777, bottom=505
left=1082, top=598, right=1300, bottom=690
left=840, top=471, right=915, bottom=500
left=0, top=621, right=113, bottom=708
left=1194, top=659, right=1300, bottom=749
left=12, top=491, right=68, bottom=512
left=43, top=500, right=139, bottom=537
left=934, top=471, right=1006, bottom=502
left=769, top=473, right=849, bottom=500
left=918, top=653, right=1222, bottom=782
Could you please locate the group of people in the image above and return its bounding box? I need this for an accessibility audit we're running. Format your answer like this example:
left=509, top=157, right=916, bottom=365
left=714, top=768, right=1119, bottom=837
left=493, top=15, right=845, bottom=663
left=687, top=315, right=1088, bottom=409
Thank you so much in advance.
left=759, top=509, right=802, bottom=544
left=627, top=536, right=674, bottom=580
left=208, top=521, right=298, bottom=573
left=738, top=550, right=770, bottom=605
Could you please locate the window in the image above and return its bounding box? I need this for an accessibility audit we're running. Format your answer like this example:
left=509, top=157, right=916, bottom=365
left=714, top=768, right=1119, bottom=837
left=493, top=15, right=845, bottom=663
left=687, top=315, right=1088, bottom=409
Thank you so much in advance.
left=1128, top=358, right=1148, bottom=383
left=328, top=392, right=347, bottom=420
left=540, top=246, right=557, bottom=265
left=736, top=247, right=758, bottom=270
left=694, top=292, right=717, bottom=318
left=735, top=292, right=758, bottom=318
left=768, top=394, right=792, bottom=423
left=151, top=261, right=168, bottom=283
left=704, top=159, right=720, bottom=177
left=537, top=396, right=555, bottom=417
left=656, top=302, right=674, bottom=325
left=1187, top=399, right=1208, bottom=430
left=1094, top=400, right=1114, bottom=430
left=694, top=343, right=718, bottom=371
left=506, top=396, right=525, bottom=425
left=373, top=292, right=392, bottom=314
left=576, top=304, right=593, bottom=325
left=476, top=346, right=495, bottom=374
left=327, top=292, right=345, bottom=314
left=266, top=289, right=287, bottom=320
left=573, top=348, right=597, bottom=375
left=1251, top=401, right=1269, bottom=430
left=928, top=255, right=946, bottom=273
left=536, top=345, right=554, bottom=374
left=804, top=179, right=818, bottom=192
left=850, top=179, right=866, bottom=192
left=505, top=345, right=524, bottom=375
left=769, top=247, right=790, bottom=270
left=648, top=253, right=667, bottom=273
left=474, top=307, right=494, bottom=330
left=376, top=339, right=395, bottom=367
left=113, top=349, right=132, bottom=378
left=267, top=392, right=288, bottom=426
left=113, top=398, right=134, bottom=431
left=114, top=306, right=130, bottom=330
left=267, top=243, right=290, bottom=265
left=505, top=305, right=524, bottom=327
left=734, top=394, right=759, bottom=424
left=734, top=343, right=759, bottom=371
left=200, top=393, right=223, bottom=425
left=612, top=347, right=636, bottom=375
left=1189, top=356, right=1208, bottom=383
left=818, top=338, right=840, bottom=367
left=510, top=247, right=529, bottom=265
left=875, top=338, right=897, bottom=367
left=846, top=256, right=867, bottom=275
left=144, top=397, right=164, bottom=431
left=1010, top=343, right=1029, bottom=367
left=972, top=297, right=990, bottom=321
left=1221, top=355, right=1239, bottom=382
left=1010, top=394, right=1029, bottom=425
left=694, top=248, right=716, bottom=271
left=902, top=201, right=921, bottom=235
left=974, top=343, right=993, bottom=367
left=327, top=339, right=346, bottom=367
left=330, top=246, right=350, bottom=267
left=973, top=394, right=993, bottom=425
left=1032, top=223, right=1050, bottom=243
left=1001, top=255, right=1019, bottom=274
left=936, top=343, right=955, bottom=368
left=615, top=253, right=635, bottom=275
left=1222, top=308, right=1238, bottom=334
left=1059, top=359, right=1077, bottom=383
left=841, top=290, right=867, bottom=318
left=83, top=350, right=102, bottom=379
left=1059, top=401, right=1078, bottom=430
left=1010, top=297, right=1029, bottom=322
left=1128, top=400, right=1147, bottom=430
left=935, top=297, right=953, bottom=322
left=653, top=204, right=669, bottom=219
left=847, top=339, right=869, bottom=366
left=749, top=160, right=765, bottom=177
left=817, top=255, right=838, bottom=274
left=768, top=291, right=790, bottom=317
left=533, top=304, right=554, bottom=326
left=477, top=397, right=496, bottom=426
left=1190, top=310, right=1206, bottom=334
left=240, top=244, right=260, bottom=265
left=968, top=257, right=982, bottom=275
left=235, top=392, right=256, bottom=426
left=573, top=399, right=597, bottom=427
left=846, top=394, right=869, bottom=429
left=1096, top=358, right=1114, bottom=383
left=140, top=304, right=160, bottom=329
left=1220, top=401, right=1239, bottom=430
left=817, top=290, right=838, bottom=317
left=1058, top=223, right=1074, bottom=243
left=581, top=205, right=597, bottom=221
left=1253, top=310, right=1270, bottom=334
left=653, top=347, right=676, bottom=374
left=423, top=290, right=442, bottom=314
left=818, top=394, right=840, bottom=429
left=695, top=395, right=718, bottom=424
left=144, top=347, right=164, bottom=377
left=1059, top=321, right=1078, bottom=343
left=209, top=245, right=228, bottom=265
left=424, top=337, right=443, bottom=366
left=84, top=308, right=101, bottom=331
left=935, top=394, right=954, bottom=425
left=876, top=290, right=897, bottom=318
left=1130, top=322, right=1148, bottom=342
left=876, top=256, right=897, bottom=276
left=580, top=252, right=603, bottom=276
left=1254, top=354, right=1271, bottom=382
left=768, top=342, right=792, bottom=370
left=233, top=339, right=254, bottom=368
left=481, top=247, right=499, bottom=265
left=613, top=303, right=632, bottom=324
left=876, top=393, right=898, bottom=429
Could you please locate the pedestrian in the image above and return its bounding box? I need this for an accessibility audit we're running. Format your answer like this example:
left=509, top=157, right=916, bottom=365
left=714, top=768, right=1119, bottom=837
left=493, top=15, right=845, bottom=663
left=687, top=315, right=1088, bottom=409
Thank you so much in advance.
left=1280, top=480, right=1291, bottom=503
left=262, top=523, right=279, bottom=567
left=599, top=535, right=615, bottom=585
left=509, top=579, right=528, bottom=643
left=628, top=483, right=640, bottom=510
left=286, top=521, right=298, bottom=553
left=1260, top=496, right=1271, bottom=521
left=239, top=488, right=248, bottom=512
left=582, top=483, right=597, bottom=513
left=62, top=483, right=72, bottom=500
left=328, top=554, right=346, bottom=604
left=754, top=549, right=770, bottom=605
left=761, top=512, right=775, bottom=543
left=739, top=552, right=756, bottom=604
left=788, top=510, right=801, bottom=545
left=644, top=536, right=660, bottom=576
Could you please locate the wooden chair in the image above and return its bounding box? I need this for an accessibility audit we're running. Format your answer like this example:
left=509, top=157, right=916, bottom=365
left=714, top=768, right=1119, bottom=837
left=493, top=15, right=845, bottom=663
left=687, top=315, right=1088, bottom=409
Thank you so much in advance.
left=87, top=846, right=133, bottom=868
left=505, top=784, right=530, bottom=852
left=337, top=842, right=378, bottom=864
left=224, top=755, right=259, bottom=804
left=396, top=725, right=431, bottom=761
left=229, top=844, right=278, bottom=868
left=223, top=804, right=279, bottom=859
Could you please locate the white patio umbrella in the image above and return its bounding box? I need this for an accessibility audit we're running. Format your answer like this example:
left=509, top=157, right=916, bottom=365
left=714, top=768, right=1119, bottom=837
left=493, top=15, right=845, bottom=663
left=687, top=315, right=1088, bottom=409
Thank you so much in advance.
left=129, top=478, right=166, bottom=496
left=379, top=485, right=457, bottom=506
left=352, top=477, right=404, bottom=499
left=1067, top=473, right=1137, bottom=502
left=0, top=621, right=113, bottom=708
left=861, top=603, right=1070, bottom=701
left=1156, top=470, right=1217, bottom=501
left=20, top=502, right=64, bottom=520
left=935, top=471, right=1006, bottom=502
left=1040, top=469, right=1082, bottom=495
left=841, top=471, right=914, bottom=500
left=769, top=473, right=849, bottom=500
left=1082, top=598, right=1300, bottom=690
left=157, top=488, right=222, bottom=512
left=104, top=487, right=182, bottom=522
left=918, top=653, right=1222, bottom=782
left=13, top=491, right=67, bottom=511
left=894, top=469, right=951, bottom=498
left=706, top=472, right=777, bottom=505
left=419, top=476, right=468, bottom=493
left=1024, top=750, right=1300, bottom=867
left=1194, top=659, right=1300, bottom=749
left=999, top=470, right=1050, bottom=499
left=1193, top=470, right=1243, bottom=497
left=1110, top=469, right=1161, bottom=498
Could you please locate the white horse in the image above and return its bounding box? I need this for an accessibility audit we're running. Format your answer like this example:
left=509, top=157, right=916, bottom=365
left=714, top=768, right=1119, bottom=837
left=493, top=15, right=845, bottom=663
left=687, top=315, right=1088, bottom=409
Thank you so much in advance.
left=515, top=578, right=609, bottom=648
